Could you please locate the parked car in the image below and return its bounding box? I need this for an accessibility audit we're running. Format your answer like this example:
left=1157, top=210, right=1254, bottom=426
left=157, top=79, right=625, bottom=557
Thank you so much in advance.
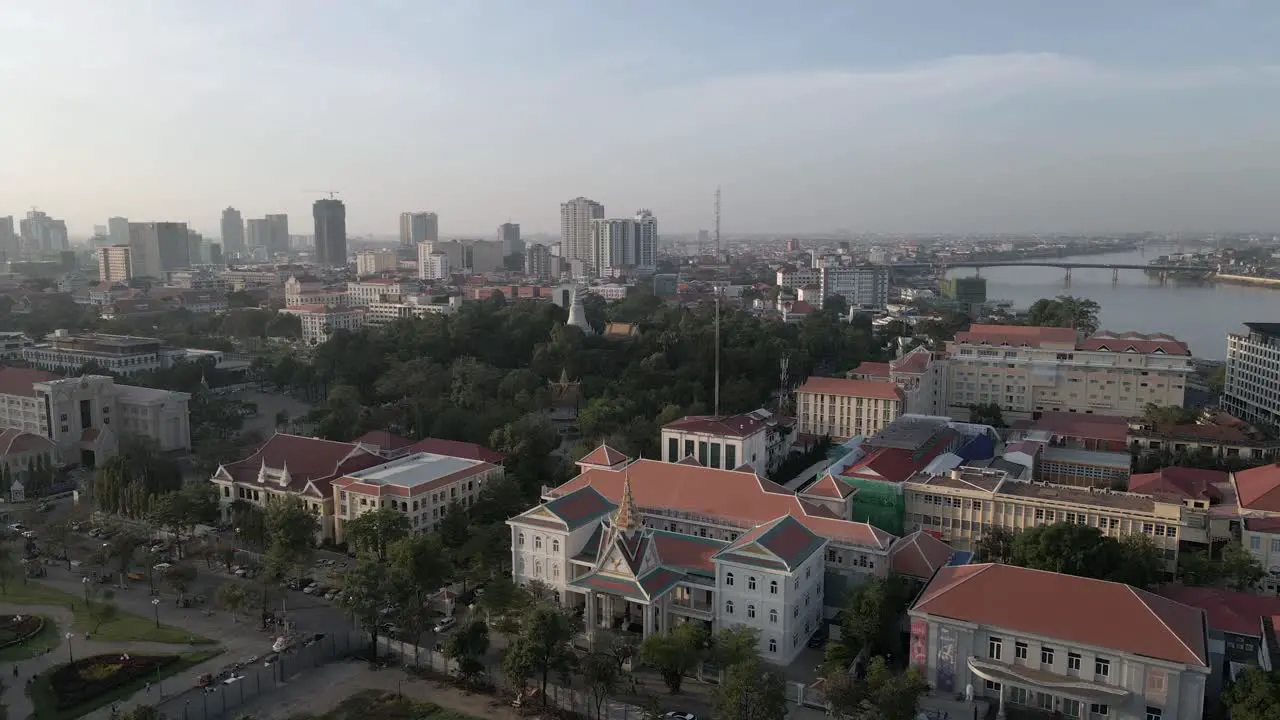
left=432, top=616, right=457, bottom=633
left=662, top=713, right=698, bottom=720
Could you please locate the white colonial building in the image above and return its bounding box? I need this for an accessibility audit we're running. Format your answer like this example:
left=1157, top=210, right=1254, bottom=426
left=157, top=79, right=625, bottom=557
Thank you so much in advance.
left=507, top=446, right=895, bottom=665
left=659, top=409, right=794, bottom=475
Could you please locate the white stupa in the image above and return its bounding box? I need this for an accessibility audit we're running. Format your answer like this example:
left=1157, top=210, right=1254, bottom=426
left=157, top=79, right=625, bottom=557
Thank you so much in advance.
left=567, top=285, right=594, bottom=333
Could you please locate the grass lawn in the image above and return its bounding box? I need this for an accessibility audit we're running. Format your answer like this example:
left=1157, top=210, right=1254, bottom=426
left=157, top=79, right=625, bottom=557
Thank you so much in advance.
left=295, top=689, right=483, bottom=720
left=28, top=650, right=221, bottom=720
left=0, top=582, right=213, bottom=645
left=0, top=615, right=60, bottom=662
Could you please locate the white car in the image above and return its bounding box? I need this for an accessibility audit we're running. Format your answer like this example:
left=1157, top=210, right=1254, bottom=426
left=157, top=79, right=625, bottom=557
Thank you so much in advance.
left=663, top=713, right=698, bottom=720
left=432, top=616, right=457, bottom=633
left=153, top=562, right=172, bottom=572
left=302, top=585, right=318, bottom=595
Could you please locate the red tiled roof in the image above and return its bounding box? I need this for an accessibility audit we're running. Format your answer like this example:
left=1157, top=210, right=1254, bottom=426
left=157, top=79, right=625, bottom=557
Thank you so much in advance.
left=217, top=432, right=384, bottom=498
left=1018, top=413, right=1129, bottom=443
left=848, top=362, right=892, bottom=380
left=890, top=348, right=933, bottom=375
left=802, top=473, right=854, bottom=500
left=1128, top=467, right=1225, bottom=503
left=1080, top=331, right=1190, bottom=356
left=955, top=324, right=1077, bottom=348
left=0, top=428, right=55, bottom=456
left=0, top=367, right=60, bottom=397
left=796, top=376, right=904, bottom=402
left=783, top=300, right=815, bottom=314
left=1233, top=464, right=1280, bottom=513
left=663, top=413, right=767, bottom=438
left=889, top=531, right=955, bottom=580
left=404, top=437, right=504, bottom=463
left=800, top=500, right=841, bottom=519
left=913, top=564, right=1208, bottom=667
left=675, top=456, right=702, bottom=466
left=550, top=459, right=893, bottom=549
left=718, top=515, right=825, bottom=570
left=840, top=443, right=948, bottom=484
left=1244, top=516, right=1280, bottom=533
left=651, top=531, right=725, bottom=576
left=353, top=431, right=415, bottom=451
left=1156, top=585, right=1280, bottom=637
left=579, top=445, right=629, bottom=467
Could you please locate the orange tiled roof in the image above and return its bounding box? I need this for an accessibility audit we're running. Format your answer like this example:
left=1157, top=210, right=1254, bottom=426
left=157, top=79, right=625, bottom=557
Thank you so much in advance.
left=796, top=376, right=904, bottom=401
left=1233, top=464, right=1280, bottom=513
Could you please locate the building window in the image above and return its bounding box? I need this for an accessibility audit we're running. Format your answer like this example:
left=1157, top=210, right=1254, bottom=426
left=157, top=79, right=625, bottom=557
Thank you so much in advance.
left=668, top=437, right=679, bottom=462
left=748, top=576, right=757, bottom=590
left=684, top=439, right=694, bottom=458
left=1061, top=699, right=1080, bottom=718
left=770, top=580, right=778, bottom=594
left=710, top=442, right=721, bottom=468
left=1147, top=670, right=1166, bottom=692
left=988, top=637, right=1002, bottom=660
left=698, top=441, right=708, bottom=466
left=769, top=609, right=777, bottom=623
left=518, top=533, right=525, bottom=546
left=1095, top=658, right=1110, bottom=678
left=725, top=600, right=734, bottom=614
left=534, top=536, right=542, bottom=550
left=1145, top=709, right=1162, bottom=720
left=726, top=572, right=734, bottom=587
left=1250, top=536, right=1261, bottom=550
left=1014, top=642, right=1027, bottom=660
left=768, top=638, right=777, bottom=653
left=984, top=680, right=1000, bottom=692
left=726, top=445, right=736, bottom=469
left=534, top=561, right=542, bottom=576
left=747, top=605, right=756, bottom=619
left=552, top=539, right=559, bottom=553
left=1090, top=704, right=1108, bottom=717
left=1040, top=647, right=1055, bottom=665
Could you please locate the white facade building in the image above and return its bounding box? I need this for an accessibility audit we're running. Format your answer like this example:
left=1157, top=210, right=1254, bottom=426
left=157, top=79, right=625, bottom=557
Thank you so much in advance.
left=849, top=347, right=950, bottom=417
left=660, top=409, right=794, bottom=475
left=282, top=304, right=368, bottom=344
left=356, top=249, right=398, bottom=276
left=1223, top=322, right=1280, bottom=430
left=347, top=279, right=408, bottom=306
left=822, top=265, right=889, bottom=309
left=418, top=244, right=452, bottom=280
left=560, top=197, right=605, bottom=264
left=22, top=332, right=183, bottom=376
left=364, top=296, right=461, bottom=325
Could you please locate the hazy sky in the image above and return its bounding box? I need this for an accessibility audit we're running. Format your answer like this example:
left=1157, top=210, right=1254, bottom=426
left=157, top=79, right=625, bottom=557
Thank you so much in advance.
left=4, top=1, right=1280, bottom=237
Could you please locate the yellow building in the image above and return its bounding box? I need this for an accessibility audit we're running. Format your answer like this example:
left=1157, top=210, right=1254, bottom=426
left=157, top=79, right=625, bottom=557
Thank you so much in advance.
left=795, top=376, right=904, bottom=441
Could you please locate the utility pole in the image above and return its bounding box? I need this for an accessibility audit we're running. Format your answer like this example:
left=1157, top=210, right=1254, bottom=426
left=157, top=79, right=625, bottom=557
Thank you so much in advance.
left=713, top=186, right=721, bottom=254
left=714, top=289, right=721, bottom=418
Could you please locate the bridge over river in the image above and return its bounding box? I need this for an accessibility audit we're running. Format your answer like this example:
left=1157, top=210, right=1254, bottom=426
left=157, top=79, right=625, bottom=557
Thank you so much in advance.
left=890, top=261, right=1217, bottom=286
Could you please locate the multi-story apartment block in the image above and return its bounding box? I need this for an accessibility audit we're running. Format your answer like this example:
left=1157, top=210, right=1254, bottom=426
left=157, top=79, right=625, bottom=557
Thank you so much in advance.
left=331, top=451, right=503, bottom=542
left=355, top=250, right=398, bottom=276
left=901, top=465, right=1210, bottom=570
left=660, top=409, right=794, bottom=475
left=1223, top=322, right=1280, bottom=431
left=775, top=266, right=889, bottom=309
left=524, top=243, right=554, bottom=281
left=22, top=332, right=185, bottom=376
left=346, top=279, right=409, bottom=306
left=507, top=447, right=895, bottom=664
left=910, top=564, right=1209, bottom=720
left=560, top=197, right=605, bottom=265
left=98, top=245, right=133, bottom=283
left=128, top=222, right=190, bottom=277
left=282, top=304, right=368, bottom=345
left=419, top=247, right=450, bottom=281
left=0, top=367, right=190, bottom=466
left=848, top=347, right=950, bottom=417
left=400, top=212, right=439, bottom=248
left=498, top=223, right=522, bottom=256
left=1230, top=463, right=1280, bottom=594
left=796, top=376, right=905, bottom=441
left=946, top=325, right=1192, bottom=422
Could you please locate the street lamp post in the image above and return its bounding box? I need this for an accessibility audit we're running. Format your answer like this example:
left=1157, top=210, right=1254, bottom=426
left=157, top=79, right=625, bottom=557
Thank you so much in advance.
left=81, top=576, right=90, bottom=603
left=65, top=632, right=75, bottom=663
left=152, top=598, right=161, bottom=628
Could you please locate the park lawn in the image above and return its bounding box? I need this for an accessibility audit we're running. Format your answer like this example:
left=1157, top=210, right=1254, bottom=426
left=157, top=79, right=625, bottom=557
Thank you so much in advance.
left=28, top=649, right=221, bottom=720
left=0, top=582, right=213, bottom=645
left=305, top=689, right=484, bottom=720
left=0, top=615, right=61, bottom=662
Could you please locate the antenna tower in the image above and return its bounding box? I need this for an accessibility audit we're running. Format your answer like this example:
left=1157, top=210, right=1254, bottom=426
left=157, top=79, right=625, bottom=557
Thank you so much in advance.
left=713, top=289, right=721, bottom=417
left=713, top=186, right=721, bottom=253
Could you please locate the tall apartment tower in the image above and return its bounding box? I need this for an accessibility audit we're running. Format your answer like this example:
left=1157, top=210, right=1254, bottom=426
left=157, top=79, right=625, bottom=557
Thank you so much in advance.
left=20, top=211, right=69, bottom=254
left=108, top=217, right=130, bottom=248
left=128, top=222, right=190, bottom=277
left=0, top=216, right=15, bottom=260
left=524, top=243, right=553, bottom=280
left=246, top=218, right=270, bottom=251
left=560, top=197, right=604, bottom=265
left=588, top=210, right=659, bottom=274
left=1223, top=323, right=1280, bottom=429
left=99, top=245, right=133, bottom=283
left=498, top=223, right=523, bottom=256
left=313, top=198, right=348, bottom=267
left=634, top=209, right=658, bottom=270
left=399, top=212, right=438, bottom=247
left=265, top=214, right=290, bottom=254
left=220, top=207, right=245, bottom=255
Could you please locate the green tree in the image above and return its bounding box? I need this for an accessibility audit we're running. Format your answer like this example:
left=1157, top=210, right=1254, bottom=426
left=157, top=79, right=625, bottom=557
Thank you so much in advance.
left=506, top=603, right=580, bottom=705
left=639, top=621, right=706, bottom=694
left=86, top=587, right=119, bottom=633
left=1010, top=522, right=1121, bottom=578
left=966, top=402, right=1006, bottom=428
left=709, top=626, right=761, bottom=674
left=837, top=577, right=909, bottom=661
left=1221, top=541, right=1266, bottom=591
left=713, top=657, right=789, bottom=720
left=443, top=620, right=491, bottom=685
left=162, top=564, right=198, bottom=602
left=975, top=527, right=1016, bottom=563
left=215, top=582, right=250, bottom=622
left=825, top=657, right=929, bottom=720
left=1111, top=533, right=1167, bottom=589
left=44, top=521, right=73, bottom=570
left=120, top=705, right=162, bottom=720
left=336, top=558, right=399, bottom=663
left=148, top=483, right=219, bottom=560
left=388, top=533, right=451, bottom=664
left=1026, top=295, right=1100, bottom=334
left=107, top=530, right=145, bottom=580
left=581, top=652, right=621, bottom=720
left=343, top=508, right=410, bottom=562
left=1177, top=549, right=1219, bottom=586
left=1222, top=667, right=1280, bottom=720
left=262, top=497, right=318, bottom=581
left=1141, top=403, right=1198, bottom=428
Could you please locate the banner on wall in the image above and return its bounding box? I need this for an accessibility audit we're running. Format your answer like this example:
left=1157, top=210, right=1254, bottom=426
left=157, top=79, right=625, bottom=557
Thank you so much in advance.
left=910, top=618, right=928, bottom=671
left=936, top=626, right=957, bottom=693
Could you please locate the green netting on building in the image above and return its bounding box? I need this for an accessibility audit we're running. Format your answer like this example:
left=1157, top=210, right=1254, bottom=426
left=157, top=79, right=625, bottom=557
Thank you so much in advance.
left=842, top=477, right=906, bottom=536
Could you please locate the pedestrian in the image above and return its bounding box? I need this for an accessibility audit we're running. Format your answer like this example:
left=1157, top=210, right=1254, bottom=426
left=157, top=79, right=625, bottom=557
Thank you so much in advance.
left=145, top=681, right=151, bottom=694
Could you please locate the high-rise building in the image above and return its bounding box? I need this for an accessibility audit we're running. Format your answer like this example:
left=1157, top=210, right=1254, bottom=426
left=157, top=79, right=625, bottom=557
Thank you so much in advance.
left=560, top=197, right=604, bottom=265
left=467, top=240, right=505, bottom=273
left=822, top=265, right=890, bottom=310
left=418, top=243, right=450, bottom=280
left=313, top=198, right=347, bottom=267
left=99, top=245, right=133, bottom=283
left=356, top=249, right=397, bottom=276
left=524, top=243, right=553, bottom=280
left=209, top=243, right=223, bottom=266
left=265, top=214, right=290, bottom=255
left=588, top=210, right=658, bottom=274
left=1223, top=323, right=1280, bottom=429
left=498, top=223, right=523, bottom=256
left=127, top=222, right=189, bottom=277
left=634, top=209, right=657, bottom=270
left=108, top=217, right=130, bottom=247
left=220, top=208, right=245, bottom=255
left=20, top=211, right=69, bottom=254
left=0, top=216, right=15, bottom=260
left=399, top=212, right=438, bottom=247
left=246, top=218, right=270, bottom=251
left=187, top=230, right=206, bottom=265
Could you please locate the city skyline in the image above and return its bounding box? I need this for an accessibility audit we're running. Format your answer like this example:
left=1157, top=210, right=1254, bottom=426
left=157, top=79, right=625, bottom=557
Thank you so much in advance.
left=4, top=2, right=1280, bottom=236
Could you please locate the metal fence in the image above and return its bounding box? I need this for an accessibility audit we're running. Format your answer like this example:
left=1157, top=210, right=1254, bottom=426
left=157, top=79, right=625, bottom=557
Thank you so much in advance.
left=154, top=630, right=367, bottom=720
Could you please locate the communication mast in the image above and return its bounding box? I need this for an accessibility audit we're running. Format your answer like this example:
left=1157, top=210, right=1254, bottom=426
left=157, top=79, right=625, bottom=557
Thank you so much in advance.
left=713, top=186, right=721, bottom=253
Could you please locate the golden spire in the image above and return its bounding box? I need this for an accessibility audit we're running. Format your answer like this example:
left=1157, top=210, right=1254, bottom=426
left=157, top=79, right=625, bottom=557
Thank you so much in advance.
left=614, top=472, right=639, bottom=533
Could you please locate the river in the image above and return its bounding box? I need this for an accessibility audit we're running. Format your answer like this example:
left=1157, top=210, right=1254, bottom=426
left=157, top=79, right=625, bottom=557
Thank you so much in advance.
left=944, top=246, right=1272, bottom=360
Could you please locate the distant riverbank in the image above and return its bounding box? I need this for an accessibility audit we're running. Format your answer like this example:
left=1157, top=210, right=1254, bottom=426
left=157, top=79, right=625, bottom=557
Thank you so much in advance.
left=1215, top=273, right=1280, bottom=289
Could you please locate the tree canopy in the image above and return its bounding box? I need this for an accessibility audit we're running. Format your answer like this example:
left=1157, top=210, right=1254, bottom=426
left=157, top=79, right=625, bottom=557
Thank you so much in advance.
left=977, top=522, right=1166, bottom=589
left=1025, top=295, right=1101, bottom=334
left=1223, top=667, right=1280, bottom=720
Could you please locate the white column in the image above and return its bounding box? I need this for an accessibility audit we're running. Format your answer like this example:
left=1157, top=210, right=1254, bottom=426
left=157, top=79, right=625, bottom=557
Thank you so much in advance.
left=585, top=593, right=597, bottom=643
left=642, top=603, right=654, bottom=639
left=997, top=684, right=1006, bottom=720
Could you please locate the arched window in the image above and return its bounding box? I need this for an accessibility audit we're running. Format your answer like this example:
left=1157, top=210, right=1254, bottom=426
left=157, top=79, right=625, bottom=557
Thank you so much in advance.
left=725, top=600, right=735, bottom=614
left=747, top=605, right=756, bottom=619
left=552, top=539, right=560, bottom=553
left=768, top=638, right=777, bottom=653
left=769, top=609, right=778, bottom=623
left=534, top=561, right=542, bottom=576
left=518, top=533, right=525, bottom=546
left=726, top=572, right=735, bottom=587
left=748, top=576, right=757, bottom=590
left=769, top=580, right=778, bottom=595
left=535, top=536, right=543, bottom=550
left=552, top=564, right=560, bottom=579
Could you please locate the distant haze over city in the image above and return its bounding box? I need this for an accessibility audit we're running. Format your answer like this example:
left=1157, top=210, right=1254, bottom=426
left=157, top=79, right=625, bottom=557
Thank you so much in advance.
left=4, top=3, right=1280, bottom=236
